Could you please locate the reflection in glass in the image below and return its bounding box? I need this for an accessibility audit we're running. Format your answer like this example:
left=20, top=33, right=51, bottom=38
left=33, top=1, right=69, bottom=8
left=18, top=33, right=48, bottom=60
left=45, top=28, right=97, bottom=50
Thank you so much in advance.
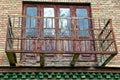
left=26, top=7, right=37, bottom=37
left=59, top=8, right=71, bottom=36
left=59, top=8, right=72, bottom=52
left=76, top=9, right=89, bottom=36
left=44, top=8, right=55, bottom=36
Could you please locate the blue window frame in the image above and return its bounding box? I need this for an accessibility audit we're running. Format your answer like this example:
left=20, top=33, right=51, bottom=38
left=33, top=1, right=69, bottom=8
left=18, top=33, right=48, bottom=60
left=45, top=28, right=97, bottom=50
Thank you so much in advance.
left=44, top=8, right=55, bottom=36
left=26, top=7, right=37, bottom=37
left=59, top=8, right=71, bottom=36
left=76, top=8, right=89, bottom=36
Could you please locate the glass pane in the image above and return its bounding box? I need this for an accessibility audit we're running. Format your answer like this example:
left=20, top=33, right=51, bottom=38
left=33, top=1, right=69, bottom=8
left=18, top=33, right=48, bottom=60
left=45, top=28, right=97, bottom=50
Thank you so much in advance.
left=59, top=8, right=71, bottom=36
left=26, top=7, right=37, bottom=37
left=44, top=8, right=55, bottom=36
left=76, top=9, right=89, bottom=36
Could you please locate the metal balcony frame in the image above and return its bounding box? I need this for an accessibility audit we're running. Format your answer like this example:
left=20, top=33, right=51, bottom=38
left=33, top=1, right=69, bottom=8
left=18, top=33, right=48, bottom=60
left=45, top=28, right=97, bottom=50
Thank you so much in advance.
left=5, top=15, right=118, bottom=67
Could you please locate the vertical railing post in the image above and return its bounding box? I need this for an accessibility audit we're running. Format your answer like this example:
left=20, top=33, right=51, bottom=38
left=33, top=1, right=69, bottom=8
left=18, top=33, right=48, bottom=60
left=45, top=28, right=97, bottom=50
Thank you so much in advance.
left=5, top=15, right=9, bottom=51
left=6, top=15, right=17, bottom=66
left=109, top=19, right=118, bottom=53
left=6, top=15, right=13, bottom=50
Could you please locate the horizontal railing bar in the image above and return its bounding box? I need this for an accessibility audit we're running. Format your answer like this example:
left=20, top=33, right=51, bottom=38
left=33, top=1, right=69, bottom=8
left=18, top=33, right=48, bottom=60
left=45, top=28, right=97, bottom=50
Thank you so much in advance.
left=7, top=37, right=114, bottom=41
left=5, top=50, right=117, bottom=54
left=10, top=27, right=112, bottom=30
left=8, top=15, right=112, bottom=20
left=9, top=15, right=91, bottom=19
left=9, top=27, right=111, bottom=32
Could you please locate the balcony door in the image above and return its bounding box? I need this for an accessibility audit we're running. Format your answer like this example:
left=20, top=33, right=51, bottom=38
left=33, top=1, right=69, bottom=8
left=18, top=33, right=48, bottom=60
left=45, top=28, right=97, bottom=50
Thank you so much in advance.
left=21, top=3, right=96, bottom=62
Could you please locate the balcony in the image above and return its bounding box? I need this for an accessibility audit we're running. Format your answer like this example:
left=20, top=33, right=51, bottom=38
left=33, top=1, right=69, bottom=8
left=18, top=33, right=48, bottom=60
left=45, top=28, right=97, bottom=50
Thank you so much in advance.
left=5, top=15, right=117, bottom=67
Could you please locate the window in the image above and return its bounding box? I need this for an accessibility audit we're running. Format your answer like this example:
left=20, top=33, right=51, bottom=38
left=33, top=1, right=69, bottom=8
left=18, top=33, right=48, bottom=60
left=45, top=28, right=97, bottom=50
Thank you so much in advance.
left=59, top=8, right=71, bottom=36
left=22, top=3, right=94, bottom=62
left=26, top=7, right=37, bottom=37
left=44, top=8, right=55, bottom=36
left=76, top=8, right=89, bottom=36
left=23, top=3, right=91, bottom=38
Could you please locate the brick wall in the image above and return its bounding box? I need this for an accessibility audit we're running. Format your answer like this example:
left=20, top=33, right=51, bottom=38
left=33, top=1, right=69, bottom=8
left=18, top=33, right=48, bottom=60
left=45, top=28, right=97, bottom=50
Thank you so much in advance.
left=0, top=0, right=22, bottom=66
left=0, top=0, right=120, bottom=67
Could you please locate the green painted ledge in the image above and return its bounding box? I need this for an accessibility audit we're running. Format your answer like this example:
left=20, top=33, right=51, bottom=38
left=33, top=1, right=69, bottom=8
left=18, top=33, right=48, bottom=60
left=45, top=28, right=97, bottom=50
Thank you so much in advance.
left=0, top=67, right=120, bottom=79
left=0, top=72, right=120, bottom=79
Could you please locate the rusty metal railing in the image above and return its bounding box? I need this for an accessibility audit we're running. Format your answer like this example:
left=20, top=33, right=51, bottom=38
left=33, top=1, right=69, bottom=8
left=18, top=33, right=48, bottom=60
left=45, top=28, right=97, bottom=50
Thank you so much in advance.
left=6, top=15, right=117, bottom=54
left=5, top=15, right=117, bottom=66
